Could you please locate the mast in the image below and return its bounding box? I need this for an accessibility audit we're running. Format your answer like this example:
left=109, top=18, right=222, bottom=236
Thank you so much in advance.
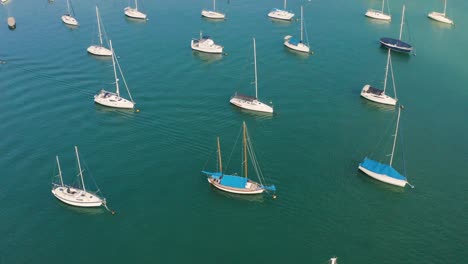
left=383, top=49, right=391, bottom=93
left=253, top=38, right=258, bottom=99
left=300, top=6, right=303, bottom=41
left=284, top=0, right=286, bottom=10
left=243, top=122, right=248, bottom=178
left=109, top=40, right=120, bottom=96
left=381, top=0, right=385, bottom=13
left=217, top=137, right=223, bottom=173
left=75, top=146, right=86, bottom=192
left=96, top=6, right=103, bottom=47
left=56, top=156, right=64, bottom=187
left=443, top=0, right=447, bottom=16
left=213, top=0, right=216, bottom=11
left=399, top=5, right=405, bottom=40
left=389, top=106, right=401, bottom=166
left=135, top=0, right=138, bottom=11
left=67, top=0, right=71, bottom=15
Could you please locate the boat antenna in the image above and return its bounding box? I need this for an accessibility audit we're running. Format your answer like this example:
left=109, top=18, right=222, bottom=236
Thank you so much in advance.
left=56, top=156, right=64, bottom=187
left=75, top=146, right=86, bottom=192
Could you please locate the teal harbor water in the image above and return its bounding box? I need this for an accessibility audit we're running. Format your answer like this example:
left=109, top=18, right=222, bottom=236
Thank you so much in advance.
left=0, top=0, right=467, bottom=263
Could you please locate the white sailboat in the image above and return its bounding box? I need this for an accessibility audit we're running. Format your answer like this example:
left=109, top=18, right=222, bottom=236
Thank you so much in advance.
left=230, top=38, right=273, bottom=113
left=428, top=0, right=454, bottom=25
left=191, top=31, right=223, bottom=54
left=284, top=6, right=310, bottom=53
left=124, top=0, right=147, bottom=20
left=361, top=49, right=397, bottom=106
left=268, top=0, right=295, bottom=21
left=94, top=40, right=135, bottom=109
left=52, top=146, right=106, bottom=207
left=201, top=0, right=225, bottom=19
left=358, top=106, right=412, bottom=188
left=87, top=6, right=112, bottom=57
left=202, top=122, right=276, bottom=195
left=61, top=0, right=79, bottom=26
left=365, top=0, right=391, bottom=21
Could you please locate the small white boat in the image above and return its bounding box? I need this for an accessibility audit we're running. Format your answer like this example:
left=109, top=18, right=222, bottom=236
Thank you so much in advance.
left=365, top=0, right=391, bottom=21
left=52, top=146, right=105, bottom=208
left=361, top=49, right=397, bottom=106
left=191, top=32, right=223, bottom=54
left=201, top=0, right=225, bottom=19
left=87, top=6, right=112, bottom=57
left=284, top=6, right=310, bottom=53
left=7, top=17, right=16, bottom=30
left=202, top=122, right=276, bottom=195
left=428, top=0, right=454, bottom=25
left=61, top=0, right=79, bottom=26
left=268, top=0, right=294, bottom=21
left=124, top=0, right=147, bottom=20
left=359, top=106, right=412, bottom=188
left=230, top=38, right=273, bottom=114
left=94, top=40, right=135, bottom=109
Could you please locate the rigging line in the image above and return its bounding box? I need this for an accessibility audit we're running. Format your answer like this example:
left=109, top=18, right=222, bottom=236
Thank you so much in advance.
left=245, top=128, right=267, bottom=185
left=387, top=0, right=391, bottom=16
left=224, top=125, right=242, bottom=173
left=389, top=54, right=397, bottom=100
left=81, top=158, right=103, bottom=195
left=114, top=55, right=134, bottom=103
left=202, top=147, right=216, bottom=171
left=398, top=108, right=409, bottom=180
left=367, top=112, right=397, bottom=159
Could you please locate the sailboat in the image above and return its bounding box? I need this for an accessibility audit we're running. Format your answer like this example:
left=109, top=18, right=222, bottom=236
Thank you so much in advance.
left=61, top=0, right=79, bottom=26
left=230, top=38, right=274, bottom=113
left=428, top=0, right=454, bottom=25
left=201, top=0, right=225, bottom=19
left=268, top=0, right=295, bottom=21
left=365, top=0, right=391, bottom=21
left=52, top=146, right=106, bottom=207
left=358, top=105, right=411, bottom=187
left=202, top=122, right=276, bottom=195
left=284, top=6, right=310, bottom=53
left=94, top=40, right=135, bottom=109
left=380, top=5, right=412, bottom=53
left=361, top=49, right=397, bottom=106
left=87, top=6, right=112, bottom=57
left=191, top=31, right=223, bottom=54
left=124, top=0, right=147, bottom=20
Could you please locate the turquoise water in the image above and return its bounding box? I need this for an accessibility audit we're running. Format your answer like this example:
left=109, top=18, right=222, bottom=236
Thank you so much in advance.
left=0, top=0, right=467, bottom=263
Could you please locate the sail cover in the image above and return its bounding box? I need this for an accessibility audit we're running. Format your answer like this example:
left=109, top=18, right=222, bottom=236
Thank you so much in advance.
left=360, top=157, right=406, bottom=180
left=220, top=175, right=248, bottom=188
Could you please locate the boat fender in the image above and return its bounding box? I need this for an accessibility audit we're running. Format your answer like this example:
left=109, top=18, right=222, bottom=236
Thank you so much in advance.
left=135, top=109, right=140, bottom=113
left=273, top=195, right=277, bottom=199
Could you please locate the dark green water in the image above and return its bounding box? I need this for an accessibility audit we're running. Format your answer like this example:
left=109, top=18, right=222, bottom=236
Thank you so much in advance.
left=0, top=0, right=467, bottom=263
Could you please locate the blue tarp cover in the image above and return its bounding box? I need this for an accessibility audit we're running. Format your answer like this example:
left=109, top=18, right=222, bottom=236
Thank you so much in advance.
left=380, top=38, right=412, bottom=48
left=360, top=157, right=406, bottom=181
left=288, top=38, right=301, bottom=46
left=220, top=175, right=248, bottom=188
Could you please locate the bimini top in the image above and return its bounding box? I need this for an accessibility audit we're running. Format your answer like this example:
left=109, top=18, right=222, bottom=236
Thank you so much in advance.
left=360, top=157, right=407, bottom=181
left=380, top=38, right=412, bottom=49
left=366, top=86, right=384, bottom=95
left=288, top=37, right=301, bottom=46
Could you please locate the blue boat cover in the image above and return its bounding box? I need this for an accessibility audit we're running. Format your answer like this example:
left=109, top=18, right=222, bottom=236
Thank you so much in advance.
left=360, top=157, right=406, bottom=181
left=201, top=171, right=248, bottom=188
left=288, top=37, right=301, bottom=46
left=380, top=38, right=412, bottom=49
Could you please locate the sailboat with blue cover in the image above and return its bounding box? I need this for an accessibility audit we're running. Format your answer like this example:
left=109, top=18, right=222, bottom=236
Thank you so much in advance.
left=358, top=105, right=412, bottom=188
left=202, top=122, right=276, bottom=195
left=380, top=5, right=412, bottom=53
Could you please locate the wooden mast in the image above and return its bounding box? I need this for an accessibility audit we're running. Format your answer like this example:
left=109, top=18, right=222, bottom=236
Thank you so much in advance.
left=217, top=137, right=223, bottom=173
left=243, top=122, right=248, bottom=178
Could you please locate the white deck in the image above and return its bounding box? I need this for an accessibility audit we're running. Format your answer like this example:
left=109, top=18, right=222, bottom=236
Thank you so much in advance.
left=52, top=186, right=103, bottom=207
left=230, top=96, right=273, bottom=113
left=94, top=90, right=135, bottom=109
left=207, top=178, right=264, bottom=194
left=87, top=45, right=112, bottom=56
left=124, top=7, right=147, bottom=20
left=428, top=12, right=454, bottom=25
left=365, top=9, right=391, bottom=21
left=61, top=15, right=79, bottom=26
left=201, top=10, right=225, bottom=19
left=268, top=9, right=294, bottom=21
left=360, top=85, right=397, bottom=106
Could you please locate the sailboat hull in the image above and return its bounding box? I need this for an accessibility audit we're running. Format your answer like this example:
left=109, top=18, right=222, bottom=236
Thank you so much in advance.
left=365, top=9, right=391, bottom=21
left=201, top=10, right=225, bottom=19
left=124, top=7, right=147, bottom=19
left=358, top=165, right=407, bottom=187
left=361, top=85, right=397, bottom=106
left=191, top=39, right=223, bottom=54
left=87, top=45, right=112, bottom=56
left=428, top=12, right=454, bottom=25
left=52, top=186, right=103, bottom=207
left=230, top=95, right=273, bottom=113
left=268, top=9, right=294, bottom=21
left=207, top=178, right=265, bottom=194
left=379, top=38, right=412, bottom=53
left=284, top=39, right=310, bottom=53
left=61, top=15, right=78, bottom=26
left=94, top=90, right=135, bottom=109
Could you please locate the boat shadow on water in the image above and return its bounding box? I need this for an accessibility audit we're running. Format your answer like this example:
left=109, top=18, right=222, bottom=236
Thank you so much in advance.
left=284, top=47, right=310, bottom=59
left=201, top=17, right=226, bottom=23
left=356, top=169, right=406, bottom=193
left=124, top=17, right=148, bottom=24
left=192, top=51, right=223, bottom=63
left=359, top=99, right=395, bottom=112
left=378, top=46, right=413, bottom=59
left=210, top=186, right=267, bottom=202
left=230, top=105, right=274, bottom=120
left=55, top=201, right=108, bottom=215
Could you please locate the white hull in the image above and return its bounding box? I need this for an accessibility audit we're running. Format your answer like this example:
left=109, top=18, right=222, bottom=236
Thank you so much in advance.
left=191, top=39, right=223, bottom=54
left=62, top=15, right=78, bottom=26
left=230, top=96, right=273, bottom=113
left=361, top=85, right=396, bottom=106
left=87, top=45, right=112, bottom=56
left=365, top=9, right=391, bottom=21
left=428, top=12, right=454, bottom=25
left=94, top=90, right=135, bottom=109
left=52, top=186, right=103, bottom=207
left=268, top=9, right=294, bottom=21
left=207, top=178, right=264, bottom=194
left=124, top=7, right=147, bottom=20
left=201, top=10, right=225, bottom=19
left=358, top=165, right=407, bottom=187
left=284, top=40, right=310, bottom=53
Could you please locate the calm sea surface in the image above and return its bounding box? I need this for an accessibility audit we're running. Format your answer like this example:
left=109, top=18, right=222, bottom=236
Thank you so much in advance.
left=0, top=0, right=467, bottom=263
